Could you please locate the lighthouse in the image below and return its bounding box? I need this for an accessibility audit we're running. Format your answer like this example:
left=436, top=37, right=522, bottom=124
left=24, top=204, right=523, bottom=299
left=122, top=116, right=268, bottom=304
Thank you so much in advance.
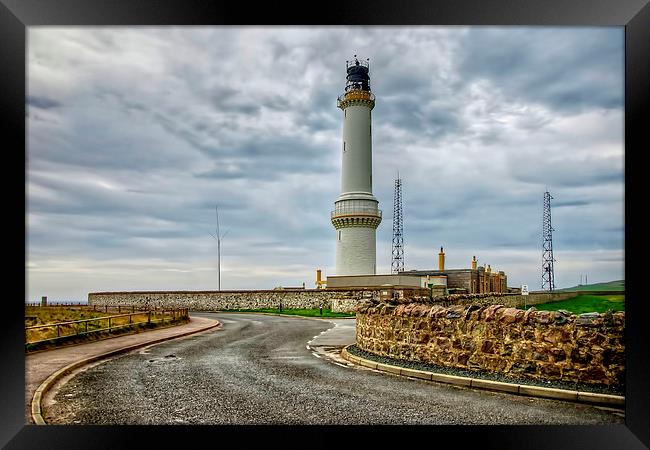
left=331, top=56, right=382, bottom=275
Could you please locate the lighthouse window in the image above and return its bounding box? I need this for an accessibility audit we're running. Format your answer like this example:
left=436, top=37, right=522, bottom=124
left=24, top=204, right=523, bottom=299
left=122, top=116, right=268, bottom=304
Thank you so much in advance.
left=343, top=142, right=346, bottom=153
left=338, top=231, right=341, bottom=241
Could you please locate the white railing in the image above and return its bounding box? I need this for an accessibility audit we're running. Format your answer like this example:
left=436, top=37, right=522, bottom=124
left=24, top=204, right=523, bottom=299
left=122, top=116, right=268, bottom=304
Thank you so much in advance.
left=331, top=207, right=382, bottom=218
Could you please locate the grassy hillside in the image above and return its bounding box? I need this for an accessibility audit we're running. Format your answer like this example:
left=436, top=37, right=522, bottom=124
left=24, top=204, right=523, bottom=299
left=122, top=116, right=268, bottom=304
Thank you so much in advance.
left=557, top=279, right=624, bottom=292
left=532, top=293, right=624, bottom=314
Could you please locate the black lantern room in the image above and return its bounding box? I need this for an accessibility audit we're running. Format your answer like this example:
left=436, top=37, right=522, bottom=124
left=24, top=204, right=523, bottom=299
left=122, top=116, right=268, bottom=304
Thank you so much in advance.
left=345, top=56, right=371, bottom=92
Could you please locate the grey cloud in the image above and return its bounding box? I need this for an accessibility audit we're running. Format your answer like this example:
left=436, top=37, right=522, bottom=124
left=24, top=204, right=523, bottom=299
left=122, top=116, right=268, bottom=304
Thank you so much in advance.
left=458, top=28, right=623, bottom=113
left=27, top=95, right=62, bottom=109
left=26, top=27, right=624, bottom=299
left=554, top=200, right=591, bottom=208
left=511, top=155, right=623, bottom=188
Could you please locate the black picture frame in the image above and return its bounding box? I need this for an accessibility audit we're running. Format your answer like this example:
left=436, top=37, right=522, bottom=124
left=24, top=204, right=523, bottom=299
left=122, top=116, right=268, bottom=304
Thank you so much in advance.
left=2, top=0, right=647, bottom=448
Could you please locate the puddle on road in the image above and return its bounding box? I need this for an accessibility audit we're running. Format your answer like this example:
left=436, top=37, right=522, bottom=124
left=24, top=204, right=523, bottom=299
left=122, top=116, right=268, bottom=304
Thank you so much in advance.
left=147, top=354, right=182, bottom=364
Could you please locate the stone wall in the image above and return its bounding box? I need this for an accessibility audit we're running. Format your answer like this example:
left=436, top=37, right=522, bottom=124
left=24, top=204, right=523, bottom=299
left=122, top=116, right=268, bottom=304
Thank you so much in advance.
left=405, top=291, right=579, bottom=308
left=88, top=288, right=388, bottom=313
left=88, top=289, right=578, bottom=314
left=355, top=301, right=625, bottom=386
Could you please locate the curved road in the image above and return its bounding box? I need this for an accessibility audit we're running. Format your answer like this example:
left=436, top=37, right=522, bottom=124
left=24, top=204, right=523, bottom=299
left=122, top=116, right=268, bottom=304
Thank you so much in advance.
left=43, top=313, right=624, bottom=425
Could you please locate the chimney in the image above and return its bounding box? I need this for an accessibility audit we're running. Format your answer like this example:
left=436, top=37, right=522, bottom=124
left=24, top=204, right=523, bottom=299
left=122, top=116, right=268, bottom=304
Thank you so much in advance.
left=438, top=246, right=445, bottom=271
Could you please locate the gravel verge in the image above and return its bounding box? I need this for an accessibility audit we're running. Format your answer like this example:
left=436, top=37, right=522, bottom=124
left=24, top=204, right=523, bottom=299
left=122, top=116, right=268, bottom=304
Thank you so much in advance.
left=346, top=344, right=624, bottom=396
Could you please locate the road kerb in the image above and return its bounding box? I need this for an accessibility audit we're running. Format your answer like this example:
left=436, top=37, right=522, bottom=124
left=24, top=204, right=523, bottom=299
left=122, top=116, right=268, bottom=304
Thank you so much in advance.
left=340, top=346, right=624, bottom=408
left=430, top=372, right=472, bottom=387
left=400, top=367, right=433, bottom=381
left=31, top=319, right=221, bottom=425
left=518, top=385, right=578, bottom=402
left=577, top=391, right=625, bottom=407
left=376, top=362, right=402, bottom=375
left=471, top=378, right=519, bottom=394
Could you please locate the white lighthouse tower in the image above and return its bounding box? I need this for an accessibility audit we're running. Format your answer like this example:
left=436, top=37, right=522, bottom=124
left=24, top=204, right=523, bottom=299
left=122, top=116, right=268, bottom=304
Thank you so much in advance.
left=331, top=56, right=382, bottom=275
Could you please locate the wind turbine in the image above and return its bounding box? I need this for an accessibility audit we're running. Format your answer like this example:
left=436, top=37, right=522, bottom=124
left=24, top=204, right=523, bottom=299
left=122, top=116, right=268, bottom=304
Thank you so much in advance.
left=209, top=205, right=229, bottom=291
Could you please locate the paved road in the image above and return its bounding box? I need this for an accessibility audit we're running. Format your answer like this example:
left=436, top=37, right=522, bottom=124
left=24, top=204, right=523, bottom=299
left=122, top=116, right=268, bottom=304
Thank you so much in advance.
left=26, top=315, right=219, bottom=423
left=42, top=312, right=624, bottom=425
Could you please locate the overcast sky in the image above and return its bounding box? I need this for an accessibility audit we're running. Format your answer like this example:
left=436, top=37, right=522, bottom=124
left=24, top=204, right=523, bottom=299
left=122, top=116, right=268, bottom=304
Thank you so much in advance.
left=26, top=26, right=624, bottom=301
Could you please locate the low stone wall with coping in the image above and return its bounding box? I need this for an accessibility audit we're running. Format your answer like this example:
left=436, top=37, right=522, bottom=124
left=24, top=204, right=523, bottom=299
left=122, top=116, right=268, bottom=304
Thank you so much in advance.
left=88, top=288, right=388, bottom=312
left=355, top=300, right=624, bottom=386
left=88, top=290, right=582, bottom=314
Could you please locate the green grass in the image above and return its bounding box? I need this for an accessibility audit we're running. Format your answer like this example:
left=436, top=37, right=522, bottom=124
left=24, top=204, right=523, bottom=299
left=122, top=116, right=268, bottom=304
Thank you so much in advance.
left=220, top=308, right=355, bottom=318
left=529, top=294, right=625, bottom=314
left=557, top=279, right=625, bottom=292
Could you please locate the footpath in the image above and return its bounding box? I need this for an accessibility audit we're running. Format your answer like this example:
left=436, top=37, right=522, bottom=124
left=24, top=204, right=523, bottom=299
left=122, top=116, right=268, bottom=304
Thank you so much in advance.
left=26, top=315, right=221, bottom=424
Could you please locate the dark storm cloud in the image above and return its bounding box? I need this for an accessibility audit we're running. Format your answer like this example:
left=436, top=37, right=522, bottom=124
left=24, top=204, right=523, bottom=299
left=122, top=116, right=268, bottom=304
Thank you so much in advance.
left=458, top=28, right=623, bottom=113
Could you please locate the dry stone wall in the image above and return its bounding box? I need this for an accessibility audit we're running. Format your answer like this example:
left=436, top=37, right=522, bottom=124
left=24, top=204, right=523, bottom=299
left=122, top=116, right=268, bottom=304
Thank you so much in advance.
left=355, top=301, right=625, bottom=386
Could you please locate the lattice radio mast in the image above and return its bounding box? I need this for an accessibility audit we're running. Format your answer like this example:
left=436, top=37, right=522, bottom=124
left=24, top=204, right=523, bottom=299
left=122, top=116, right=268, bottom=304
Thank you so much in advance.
left=541, top=190, right=556, bottom=291
left=391, top=174, right=404, bottom=274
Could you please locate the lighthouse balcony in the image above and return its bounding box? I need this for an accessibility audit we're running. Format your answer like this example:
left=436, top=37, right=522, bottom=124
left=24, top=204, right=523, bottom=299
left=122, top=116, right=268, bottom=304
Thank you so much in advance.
left=331, top=207, right=382, bottom=230
left=331, top=207, right=382, bottom=219
left=337, top=90, right=375, bottom=108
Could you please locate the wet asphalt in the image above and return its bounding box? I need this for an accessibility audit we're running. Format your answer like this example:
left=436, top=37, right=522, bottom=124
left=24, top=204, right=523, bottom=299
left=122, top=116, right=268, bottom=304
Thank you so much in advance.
left=43, top=312, right=625, bottom=425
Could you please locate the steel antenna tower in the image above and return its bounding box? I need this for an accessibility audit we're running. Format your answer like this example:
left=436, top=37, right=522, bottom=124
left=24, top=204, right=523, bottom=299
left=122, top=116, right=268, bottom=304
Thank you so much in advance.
left=209, top=205, right=229, bottom=291
left=391, top=174, right=404, bottom=274
left=541, top=190, right=556, bottom=291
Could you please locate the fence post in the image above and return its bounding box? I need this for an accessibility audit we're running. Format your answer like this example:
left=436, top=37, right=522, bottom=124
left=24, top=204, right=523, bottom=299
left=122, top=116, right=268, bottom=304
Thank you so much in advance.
left=148, top=310, right=151, bottom=324
left=56, top=324, right=60, bottom=337
left=108, top=316, right=112, bottom=331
